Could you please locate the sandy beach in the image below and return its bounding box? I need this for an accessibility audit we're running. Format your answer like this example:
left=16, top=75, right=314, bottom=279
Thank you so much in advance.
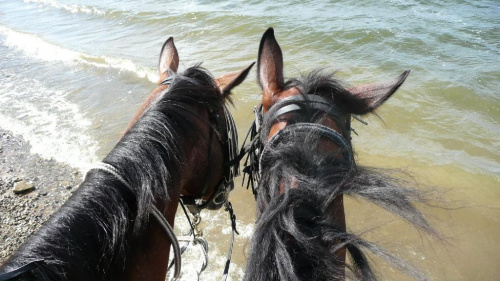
left=0, top=128, right=83, bottom=263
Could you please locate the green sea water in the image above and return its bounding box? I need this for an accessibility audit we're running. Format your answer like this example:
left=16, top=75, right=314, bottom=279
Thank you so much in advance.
left=0, top=0, right=498, bottom=280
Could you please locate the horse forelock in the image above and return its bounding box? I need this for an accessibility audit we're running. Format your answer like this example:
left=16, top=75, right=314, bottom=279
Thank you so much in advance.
left=247, top=135, right=354, bottom=281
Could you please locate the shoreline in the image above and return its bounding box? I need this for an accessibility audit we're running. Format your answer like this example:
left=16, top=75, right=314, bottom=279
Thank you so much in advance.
left=0, top=128, right=83, bottom=263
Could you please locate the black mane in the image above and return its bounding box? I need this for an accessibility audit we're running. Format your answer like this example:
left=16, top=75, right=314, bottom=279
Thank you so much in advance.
left=245, top=71, right=438, bottom=281
left=0, top=66, right=227, bottom=280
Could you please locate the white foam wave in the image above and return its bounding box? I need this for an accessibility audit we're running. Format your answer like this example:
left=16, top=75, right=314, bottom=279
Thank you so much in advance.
left=0, top=26, right=158, bottom=83
left=171, top=209, right=251, bottom=281
left=24, top=0, right=106, bottom=16
left=101, top=56, right=158, bottom=83
left=0, top=73, right=99, bottom=170
left=166, top=241, right=246, bottom=281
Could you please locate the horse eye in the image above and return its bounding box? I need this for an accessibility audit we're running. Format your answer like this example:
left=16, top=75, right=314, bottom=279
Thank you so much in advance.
left=276, top=112, right=299, bottom=124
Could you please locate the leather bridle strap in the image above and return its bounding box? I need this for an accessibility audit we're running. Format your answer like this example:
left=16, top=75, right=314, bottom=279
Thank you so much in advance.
left=265, top=95, right=334, bottom=123
left=262, top=94, right=347, bottom=140
left=89, top=162, right=182, bottom=281
left=180, top=104, right=239, bottom=211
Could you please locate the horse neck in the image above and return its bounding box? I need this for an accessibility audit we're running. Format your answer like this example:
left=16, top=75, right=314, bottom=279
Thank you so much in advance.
left=111, top=126, right=208, bottom=281
left=115, top=105, right=217, bottom=281
left=0, top=120, right=208, bottom=281
left=116, top=135, right=216, bottom=281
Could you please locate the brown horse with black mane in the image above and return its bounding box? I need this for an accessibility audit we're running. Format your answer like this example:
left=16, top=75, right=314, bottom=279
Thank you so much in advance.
left=0, top=37, right=252, bottom=281
left=243, top=28, right=438, bottom=280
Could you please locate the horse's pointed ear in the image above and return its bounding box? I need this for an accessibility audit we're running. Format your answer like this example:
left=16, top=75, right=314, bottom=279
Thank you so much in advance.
left=158, top=37, right=179, bottom=83
left=348, top=70, right=410, bottom=114
left=215, top=62, right=255, bottom=96
left=258, top=28, right=284, bottom=107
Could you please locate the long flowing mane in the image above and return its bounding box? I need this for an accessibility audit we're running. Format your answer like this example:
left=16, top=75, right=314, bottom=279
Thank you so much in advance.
left=0, top=66, right=229, bottom=281
left=245, top=71, right=438, bottom=281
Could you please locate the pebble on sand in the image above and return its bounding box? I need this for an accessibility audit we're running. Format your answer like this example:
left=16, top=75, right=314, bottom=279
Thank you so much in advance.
left=13, top=180, right=35, bottom=194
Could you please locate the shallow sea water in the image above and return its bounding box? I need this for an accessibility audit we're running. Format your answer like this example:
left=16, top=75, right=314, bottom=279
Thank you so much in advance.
left=0, top=0, right=499, bottom=280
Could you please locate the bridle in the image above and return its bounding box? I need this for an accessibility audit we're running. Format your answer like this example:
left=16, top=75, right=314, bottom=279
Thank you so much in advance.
left=179, top=102, right=239, bottom=213
left=242, top=92, right=355, bottom=196
left=159, top=74, right=239, bottom=213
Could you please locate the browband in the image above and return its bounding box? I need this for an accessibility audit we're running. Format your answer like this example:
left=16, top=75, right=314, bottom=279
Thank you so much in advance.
left=261, top=94, right=348, bottom=142
left=264, top=95, right=336, bottom=123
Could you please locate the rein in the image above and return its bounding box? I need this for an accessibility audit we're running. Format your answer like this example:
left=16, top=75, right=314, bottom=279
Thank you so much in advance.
left=89, top=163, right=183, bottom=280
left=160, top=74, right=240, bottom=280
left=0, top=260, right=46, bottom=281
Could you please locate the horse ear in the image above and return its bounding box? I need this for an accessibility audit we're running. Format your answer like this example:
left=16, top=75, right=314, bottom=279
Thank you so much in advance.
left=215, top=62, right=255, bottom=95
left=158, top=37, right=179, bottom=83
left=258, top=28, right=284, bottom=103
left=348, top=70, right=410, bottom=114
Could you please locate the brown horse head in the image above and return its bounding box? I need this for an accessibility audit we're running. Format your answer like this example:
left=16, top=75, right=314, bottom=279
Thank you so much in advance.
left=244, top=28, right=417, bottom=281
left=120, top=38, right=254, bottom=214
left=115, top=37, right=253, bottom=280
